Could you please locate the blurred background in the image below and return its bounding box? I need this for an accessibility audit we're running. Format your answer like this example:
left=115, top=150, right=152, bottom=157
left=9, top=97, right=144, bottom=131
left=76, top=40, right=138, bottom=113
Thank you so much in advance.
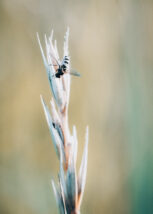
left=1, top=0, right=153, bottom=213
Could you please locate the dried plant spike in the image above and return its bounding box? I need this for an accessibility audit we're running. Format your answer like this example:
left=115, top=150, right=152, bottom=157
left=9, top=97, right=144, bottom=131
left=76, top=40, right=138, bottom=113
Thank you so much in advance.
left=63, top=27, right=69, bottom=57
left=52, top=179, right=66, bottom=214
left=72, top=125, right=78, bottom=165
left=38, top=29, right=89, bottom=214
left=37, top=33, right=48, bottom=70
left=77, top=127, right=89, bottom=210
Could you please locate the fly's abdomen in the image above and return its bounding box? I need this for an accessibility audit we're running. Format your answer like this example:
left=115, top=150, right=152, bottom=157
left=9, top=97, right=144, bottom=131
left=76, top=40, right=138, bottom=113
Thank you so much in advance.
left=62, top=56, right=70, bottom=71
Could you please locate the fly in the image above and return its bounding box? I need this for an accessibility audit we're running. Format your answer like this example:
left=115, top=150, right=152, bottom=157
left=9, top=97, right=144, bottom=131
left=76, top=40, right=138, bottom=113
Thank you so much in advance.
left=49, top=55, right=80, bottom=78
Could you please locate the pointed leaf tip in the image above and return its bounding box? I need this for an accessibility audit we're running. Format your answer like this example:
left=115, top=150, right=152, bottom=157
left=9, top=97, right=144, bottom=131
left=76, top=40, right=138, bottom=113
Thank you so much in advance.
left=77, top=126, right=89, bottom=209
left=37, top=32, right=48, bottom=69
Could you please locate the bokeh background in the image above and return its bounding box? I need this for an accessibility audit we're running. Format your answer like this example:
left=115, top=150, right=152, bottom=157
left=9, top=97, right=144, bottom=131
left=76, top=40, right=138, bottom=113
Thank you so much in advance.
left=1, top=0, right=153, bottom=213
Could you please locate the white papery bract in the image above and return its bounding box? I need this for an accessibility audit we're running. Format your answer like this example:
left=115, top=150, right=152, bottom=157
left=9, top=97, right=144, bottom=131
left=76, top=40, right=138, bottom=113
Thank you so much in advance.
left=38, top=28, right=89, bottom=214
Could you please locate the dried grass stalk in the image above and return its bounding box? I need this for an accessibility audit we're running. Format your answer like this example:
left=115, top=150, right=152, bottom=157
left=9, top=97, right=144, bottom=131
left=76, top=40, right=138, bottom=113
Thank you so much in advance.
left=37, top=28, right=89, bottom=214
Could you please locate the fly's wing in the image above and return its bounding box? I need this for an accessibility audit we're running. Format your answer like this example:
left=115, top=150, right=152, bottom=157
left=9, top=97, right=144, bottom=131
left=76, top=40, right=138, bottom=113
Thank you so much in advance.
left=49, top=53, right=61, bottom=67
left=69, top=70, right=81, bottom=77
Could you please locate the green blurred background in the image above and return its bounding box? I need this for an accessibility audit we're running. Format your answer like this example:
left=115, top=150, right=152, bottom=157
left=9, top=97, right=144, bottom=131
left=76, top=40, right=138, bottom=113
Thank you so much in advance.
left=1, top=0, right=153, bottom=213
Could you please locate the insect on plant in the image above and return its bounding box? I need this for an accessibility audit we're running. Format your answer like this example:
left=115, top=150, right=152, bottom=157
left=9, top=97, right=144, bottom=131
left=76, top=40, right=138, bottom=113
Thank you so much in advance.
left=37, top=28, right=89, bottom=214
left=50, top=55, right=81, bottom=78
